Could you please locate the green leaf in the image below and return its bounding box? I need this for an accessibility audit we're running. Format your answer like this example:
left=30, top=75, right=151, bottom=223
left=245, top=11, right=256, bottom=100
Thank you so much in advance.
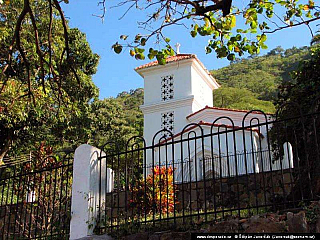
left=148, top=53, right=154, bottom=59
left=135, top=53, right=145, bottom=60
left=120, top=35, right=128, bottom=40
left=156, top=54, right=166, bottom=65
left=250, top=21, right=257, bottom=29
left=230, top=15, right=236, bottom=28
left=260, top=34, right=267, bottom=42
left=227, top=53, right=236, bottom=61
left=112, top=43, right=122, bottom=54
left=141, top=38, right=147, bottom=46
left=205, top=46, right=212, bottom=54
left=261, top=43, right=268, bottom=49
left=190, top=30, right=197, bottom=38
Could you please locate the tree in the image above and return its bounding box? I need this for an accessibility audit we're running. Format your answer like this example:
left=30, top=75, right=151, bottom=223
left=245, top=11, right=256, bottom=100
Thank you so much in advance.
left=276, top=45, right=320, bottom=114
left=267, top=46, right=284, bottom=56
left=311, top=29, right=320, bottom=45
left=212, top=87, right=276, bottom=113
left=0, top=0, right=99, bottom=163
left=87, top=89, right=144, bottom=150
left=211, top=45, right=311, bottom=103
left=1, top=1, right=319, bottom=99
left=273, top=44, right=320, bottom=198
left=111, top=0, right=320, bottom=62
left=0, top=0, right=74, bottom=100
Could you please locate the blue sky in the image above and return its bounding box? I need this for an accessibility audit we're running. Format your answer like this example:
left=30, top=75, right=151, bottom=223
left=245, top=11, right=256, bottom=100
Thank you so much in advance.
left=63, top=1, right=318, bottom=99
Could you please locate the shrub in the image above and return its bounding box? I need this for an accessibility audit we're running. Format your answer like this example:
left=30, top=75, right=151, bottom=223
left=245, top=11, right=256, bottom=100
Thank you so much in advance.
left=130, top=166, right=176, bottom=215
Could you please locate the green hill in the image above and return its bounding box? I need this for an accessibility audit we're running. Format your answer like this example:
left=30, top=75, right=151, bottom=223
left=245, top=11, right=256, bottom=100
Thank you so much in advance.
left=210, top=46, right=310, bottom=113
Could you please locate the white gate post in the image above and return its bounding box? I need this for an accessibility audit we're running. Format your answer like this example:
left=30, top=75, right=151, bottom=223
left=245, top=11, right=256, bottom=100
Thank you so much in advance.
left=70, top=144, right=113, bottom=240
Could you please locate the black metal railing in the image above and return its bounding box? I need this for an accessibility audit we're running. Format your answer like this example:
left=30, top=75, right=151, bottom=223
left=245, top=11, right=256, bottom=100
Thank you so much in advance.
left=0, top=153, right=73, bottom=239
left=96, top=110, right=320, bottom=235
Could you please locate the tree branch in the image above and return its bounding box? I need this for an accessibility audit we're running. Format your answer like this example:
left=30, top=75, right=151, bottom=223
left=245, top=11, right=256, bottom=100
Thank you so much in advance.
left=263, top=17, right=320, bottom=34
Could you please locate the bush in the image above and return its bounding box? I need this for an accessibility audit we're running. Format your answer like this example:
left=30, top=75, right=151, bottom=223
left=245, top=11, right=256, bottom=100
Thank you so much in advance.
left=130, top=166, right=176, bottom=215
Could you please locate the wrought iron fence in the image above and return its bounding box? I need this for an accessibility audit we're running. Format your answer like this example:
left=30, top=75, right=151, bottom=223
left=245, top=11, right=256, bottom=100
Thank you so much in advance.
left=96, top=110, right=320, bottom=234
left=0, top=153, right=73, bottom=239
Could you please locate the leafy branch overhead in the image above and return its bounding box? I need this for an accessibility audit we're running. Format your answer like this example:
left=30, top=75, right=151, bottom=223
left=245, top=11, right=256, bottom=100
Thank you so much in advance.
left=0, top=0, right=99, bottom=161
left=111, top=0, right=320, bottom=62
left=1, top=0, right=319, bottom=101
left=0, top=0, right=78, bottom=102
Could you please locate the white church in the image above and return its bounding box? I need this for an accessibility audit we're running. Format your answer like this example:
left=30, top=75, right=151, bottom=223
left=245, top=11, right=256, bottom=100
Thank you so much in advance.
left=135, top=49, right=293, bottom=182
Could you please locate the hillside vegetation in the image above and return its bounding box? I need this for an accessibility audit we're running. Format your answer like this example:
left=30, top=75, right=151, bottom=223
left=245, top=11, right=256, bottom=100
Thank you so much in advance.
left=210, top=46, right=310, bottom=113
left=7, top=46, right=311, bottom=157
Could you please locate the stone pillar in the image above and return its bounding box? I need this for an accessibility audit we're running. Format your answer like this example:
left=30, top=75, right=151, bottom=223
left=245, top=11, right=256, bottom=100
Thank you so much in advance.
left=70, top=144, right=113, bottom=240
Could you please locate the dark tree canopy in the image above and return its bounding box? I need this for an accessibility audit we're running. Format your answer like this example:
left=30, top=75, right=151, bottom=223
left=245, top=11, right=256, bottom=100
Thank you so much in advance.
left=272, top=44, right=320, bottom=198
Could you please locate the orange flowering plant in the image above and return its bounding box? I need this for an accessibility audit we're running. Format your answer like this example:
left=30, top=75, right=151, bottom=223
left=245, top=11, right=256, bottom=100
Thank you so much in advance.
left=129, top=166, right=177, bottom=215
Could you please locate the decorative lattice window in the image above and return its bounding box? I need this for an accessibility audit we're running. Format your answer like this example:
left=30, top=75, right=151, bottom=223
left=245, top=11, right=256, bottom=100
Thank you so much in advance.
left=161, top=75, right=174, bottom=101
left=161, top=111, right=174, bottom=137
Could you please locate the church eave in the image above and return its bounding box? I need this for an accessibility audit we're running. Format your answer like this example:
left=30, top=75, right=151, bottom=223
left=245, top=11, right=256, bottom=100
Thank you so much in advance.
left=187, top=106, right=271, bottom=121
left=140, top=95, right=194, bottom=114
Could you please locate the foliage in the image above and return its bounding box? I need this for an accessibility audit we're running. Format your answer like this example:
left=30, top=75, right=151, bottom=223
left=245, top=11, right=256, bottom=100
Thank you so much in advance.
left=111, top=0, right=320, bottom=63
left=0, top=142, right=72, bottom=238
left=210, top=45, right=311, bottom=112
left=303, top=201, right=320, bottom=224
left=1, top=0, right=319, bottom=104
left=0, top=0, right=78, bottom=100
left=311, top=28, right=320, bottom=45
left=212, top=46, right=310, bottom=100
left=213, top=87, right=275, bottom=113
left=272, top=44, right=320, bottom=198
left=84, top=88, right=144, bottom=151
left=0, top=0, right=99, bottom=162
left=130, top=166, right=176, bottom=215
left=275, top=44, right=320, bottom=116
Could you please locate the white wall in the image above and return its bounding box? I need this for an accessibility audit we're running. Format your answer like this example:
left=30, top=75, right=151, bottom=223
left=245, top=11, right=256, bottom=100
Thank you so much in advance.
left=190, top=64, right=214, bottom=108
left=139, top=58, right=219, bottom=153
left=142, top=62, right=193, bottom=105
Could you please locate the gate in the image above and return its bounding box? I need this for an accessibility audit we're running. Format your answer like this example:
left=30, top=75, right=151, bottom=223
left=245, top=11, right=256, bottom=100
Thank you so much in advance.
left=0, top=153, right=73, bottom=239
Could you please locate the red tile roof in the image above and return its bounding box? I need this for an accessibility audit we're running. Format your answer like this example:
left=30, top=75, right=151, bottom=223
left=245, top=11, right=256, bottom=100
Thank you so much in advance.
left=186, top=106, right=271, bottom=119
left=135, top=54, right=196, bottom=70
left=135, top=54, right=216, bottom=81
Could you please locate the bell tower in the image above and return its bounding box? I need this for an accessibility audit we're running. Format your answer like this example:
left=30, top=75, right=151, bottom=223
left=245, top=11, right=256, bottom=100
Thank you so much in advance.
left=135, top=52, right=220, bottom=146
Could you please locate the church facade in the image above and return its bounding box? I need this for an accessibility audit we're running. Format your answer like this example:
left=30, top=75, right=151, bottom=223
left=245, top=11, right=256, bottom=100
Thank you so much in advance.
left=135, top=53, right=293, bottom=182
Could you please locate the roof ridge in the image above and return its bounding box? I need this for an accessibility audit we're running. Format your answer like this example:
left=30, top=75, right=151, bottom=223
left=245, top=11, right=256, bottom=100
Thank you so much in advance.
left=135, top=54, right=196, bottom=70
